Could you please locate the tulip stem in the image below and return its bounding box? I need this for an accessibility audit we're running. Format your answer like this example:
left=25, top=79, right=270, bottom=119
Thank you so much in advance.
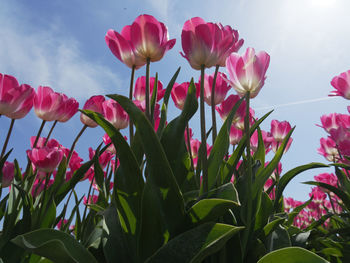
left=32, top=120, right=47, bottom=149
left=211, top=65, right=219, bottom=144
left=129, top=66, right=136, bottom=144
left=67, top=125, right=88, bottom=165
left=44, top=120, right=58, bottom=146
left=145, top=58, right=151, bottom=120
left=1, top=119, right=15, bottom=159
left=200, top=65, right=208, bottom=193
left=186, top=124, right=195, bottom=178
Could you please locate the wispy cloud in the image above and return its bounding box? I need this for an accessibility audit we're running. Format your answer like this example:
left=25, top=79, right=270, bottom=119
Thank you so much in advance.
left=0, top=1, right=122, bottom=101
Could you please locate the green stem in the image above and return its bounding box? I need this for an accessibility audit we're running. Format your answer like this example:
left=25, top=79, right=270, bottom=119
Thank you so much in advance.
left=211, top=65, right=220, bottom=145
left=145, top=58, right=151, bottom=120
left=129, top=66, right=136, bottom=144
left=44, top=120, right=57, bottom=146
left=67, top=125, right=88, bottom=165
left=1, top=119, right=15, bottom=158
left=200, top=65, right=208, bottom=193
left=33, top=120, right=47, bottom=148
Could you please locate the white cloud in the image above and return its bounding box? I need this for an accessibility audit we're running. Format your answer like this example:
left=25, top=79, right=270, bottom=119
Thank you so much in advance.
left=0, top=2, right=122, bottom=101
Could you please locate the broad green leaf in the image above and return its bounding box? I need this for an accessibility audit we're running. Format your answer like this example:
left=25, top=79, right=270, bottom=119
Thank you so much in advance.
left=206, top=97, right=244, bottom=192
left=160, top=79, right=198, bottom=191
left=266, top=224, right=291, bottom=252
left=255, top=192, right=273, bottom=232
left=11, top=229, right=98, bottom=263
left=207, top=182, right=239, bottom=203
left=263, top=218, right=285, bottom=238
left=146, top=223, right=244, bottom=263
left=187, top=198, right=240, bottom=224
left=108, top=94, right=185, bottom=260
left=274, top=163, right=328, bottom=211
left=257, top=247, right=329, bottom=263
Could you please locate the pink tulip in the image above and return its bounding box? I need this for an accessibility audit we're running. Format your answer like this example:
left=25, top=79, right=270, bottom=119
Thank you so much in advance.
left=314, top=173, right=338, bottom=188
left=34, top=86, right=63, bottom=121
left=250, top=130, right=273, bottom=154
left=30, top=136, right=60, bottom=149
left=56, top=94, right=79, bottom=122
left=102, top=133, right=117, bottom=154
left=264, top=178, right=275, bottom=199
left=330, top=126, right=350, bottom=157
left=61, top=147, right=83, bottom=172
left=102, top=99, right=129, bottom=130
left=216, top=94, right=246, bottom=122
left=309, top=187, right=327, bottom=204
left=318, top=113, right=341, bottom=133
left=106, top=14, right=175, bottom=67
left=189, top=138, right=212, bottom=169
left=1, top=161, right=14, bottom=187
left=284, top=197, right=295, bottom=212
left=329, top=70, right=350, bottom=99
left=83, top=195, right=98, bottom=205
left=181, top=17, right=243, bottom=70
left=27, top=146, right=64, bottom=173
left=89, top=147, right=114, bottom=169
left=201, top=72, right=231, bottom=106
left=271, top=137, right=293, bottom=153
left=5, top=86, right=35, bottom=119
left=80, top=95, right=105, bottom=127
left=229, top=125, right=243, bottom=145
left=270, top=120, right=292, bottom=142
left=225, top=47, right=270, bottom=98
left=318, top=137, right=339, bottom=162
left=0, top=74, right=35, bottom=117
left=134, top=76, right=165, bottom=102
left=171, top=82, right=200, bottom=110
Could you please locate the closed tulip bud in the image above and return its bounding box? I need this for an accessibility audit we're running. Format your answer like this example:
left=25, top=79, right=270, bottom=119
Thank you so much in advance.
left=5, top=85, right=35, bottom=119
left=134, top=76, right=165, bottom=102
left=201, top=72, right=231, bottom=106
left=171, top=82, right=200, bottom=110
left=80, top=95, right=105, bottom=127
left=1, top=161, right=14, bottom=187
left=34, top=86, right=63, bottom=121
left=27, top=146, right=64, bottom=173
left=102, top=99, right=129, bottom=130
left=56, top=94, right=79, bottom=122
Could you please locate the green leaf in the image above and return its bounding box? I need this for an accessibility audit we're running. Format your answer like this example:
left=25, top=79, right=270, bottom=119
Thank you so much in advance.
left=274, top=163, right=328, bottom=211
left=207, top=182, right=240, bottom=203
left=253, top=127, right=266, bottom=175
left=257, top=247, right=329, bottom=263
left=254, top=127, right=295, bottom=198
left=303, top=181, right=350, bottom=209
left=11, top=229, right=98, bottom=263
left=206, top=97, right=244, bottom=192
left=107, top=94, right=185, bottom=260
left=160, top=79, right=198, bottom=191
left=146, top=223, right=244, bottom=263
left=150, top=73, right=159, bottom=123
left=255, top=192, right=273, bottom=232
left=266, top=224, right=291, bottom=252
left=286, top=197, right=313, bottom=227
left=222, top=110, right=273, bottom=184
left=157, top=67, right=180, bottom=137
left=187, top=198, right=240, bottom=224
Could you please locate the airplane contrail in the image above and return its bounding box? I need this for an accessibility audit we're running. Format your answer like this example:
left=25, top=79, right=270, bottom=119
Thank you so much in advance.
left=255, top=96, right=338, bottom=111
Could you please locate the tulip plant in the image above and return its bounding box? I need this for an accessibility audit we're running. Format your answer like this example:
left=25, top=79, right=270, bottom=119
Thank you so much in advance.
left=0, top=13, right=349, bottom=263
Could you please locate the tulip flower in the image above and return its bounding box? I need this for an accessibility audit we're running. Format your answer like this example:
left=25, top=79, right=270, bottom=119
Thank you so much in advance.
left=102, top=99, right=129, bottom=130
left=317, top=137, right=339, bottom=162
left=134, top=76, right=165, bottom=102
left=216, top=94, right=246, bottom=123
left=1, top=161, right=14, bottom=187
left=34, top=86, right=63, bottom=121
left=201, top=72, right=231, bottom=106
left=181, top=17, right=243, bottom=70
left=56, top=94, right=79, bottom=123
left=314, top=173, right=338, bottom=188
left=27, top=146, right=64, bottom=173
left=171, top=82, right=200, bottom=110
left=0, top=74, right=34, bottom=116
left=329, top=70, right=350, bottom=99
left=30, top=136, right=60, bottom=149
left=229, top=125, right=243, bottom=145
left=270, top=120, right=292, bottom=142
left=5, top=87, right=35, bottom=119
left=225, top=47, right=270, bottom=98
left=80, top=95, right=105, bottom=128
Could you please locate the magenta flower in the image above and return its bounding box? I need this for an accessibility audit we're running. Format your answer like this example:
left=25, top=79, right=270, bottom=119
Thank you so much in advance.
left=181, top=17, right=243, bottom=70
left=201, top=72, right=231, bottom=106
left=270, top=120, right=292, bottom=142
left=318, top=137, right=339, bottom=162
left=225, top=47, right=270, bottom=98
left=34, top=86, right=63, bottom=121
left=80, top=95, right=105, bottom=127
left=171, top=82, right=200, bottom=110
left=56, top=94, right=79, bottom=122
left=329, top=70, right=350, bottom=99
left=229, top=125, right=243, bottom=145
left=318, top=113, right=341, bottom=133
left=330, top=126, right=350, bottom=157
left=102, top=99, right=129, bottom=130
left=134, top=76, right=165, bottom=102
left=30, top=136, right=60, bottom=149
left=106, top=14, right=175, bottom=67
left=216, top=94, right=246, bottom=122
left=0, top=74, right=35, bottom=117
left=89, top=147, right=114, bottom=169
left=314, top=173, right=338, bottom=188
left=250, top=130, right=272, bottom=154
left=1, top=161, right=14, bottom=188
left=27, top=146, right=64, bottom=173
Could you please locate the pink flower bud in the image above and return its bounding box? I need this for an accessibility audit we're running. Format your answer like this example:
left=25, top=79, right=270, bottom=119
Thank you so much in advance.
left=80, top=95, right=105, bottom=127
left=171, top=82, right=200, bottom=110
left=181, top=17, right=243, bottom=70
left=225, top=47, right=270, bottom=98
left=27, top=146, right=64, bottom=173
left=1, top=161, right=14, bottom=187
left=34, top=86, right=63, bottom=121
left=134, top=76, right=164, bottom=102
left=201, top=72, right=231, bottom=106
left=329, top=70, right=350, bottom=99
left=102, top=99, right=129, bottom=130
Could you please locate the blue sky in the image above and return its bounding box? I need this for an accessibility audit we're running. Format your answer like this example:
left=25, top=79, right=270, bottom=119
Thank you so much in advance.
left=0, top=0, right=349, bottom=201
